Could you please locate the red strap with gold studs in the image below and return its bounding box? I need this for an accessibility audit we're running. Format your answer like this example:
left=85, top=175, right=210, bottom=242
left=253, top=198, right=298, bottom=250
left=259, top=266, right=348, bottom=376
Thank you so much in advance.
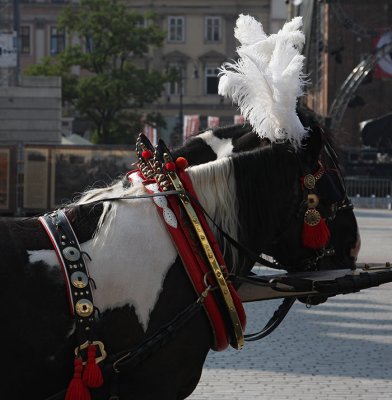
left=130, top=135, right=246, bottom=351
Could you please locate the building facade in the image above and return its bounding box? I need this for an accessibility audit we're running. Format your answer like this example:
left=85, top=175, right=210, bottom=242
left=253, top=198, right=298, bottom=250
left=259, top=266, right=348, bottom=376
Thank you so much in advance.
left=301, top=0, right=392, bottom=149
left=2, top=0, right=286, bottom=143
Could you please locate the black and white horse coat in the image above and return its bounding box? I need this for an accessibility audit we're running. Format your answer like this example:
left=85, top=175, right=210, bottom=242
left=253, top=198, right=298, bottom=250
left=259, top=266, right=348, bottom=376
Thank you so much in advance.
left=172, top=123, right=260, bottom=166
left=0, top=130, right=359, bottom=399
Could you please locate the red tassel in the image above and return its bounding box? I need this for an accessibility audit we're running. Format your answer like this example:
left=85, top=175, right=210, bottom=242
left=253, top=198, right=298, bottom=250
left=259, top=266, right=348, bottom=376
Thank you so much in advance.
left=82, top=344, right=104, bottom=388
left=302, top=211, right=330, bottom=249
left=65, top=358, right=91, bottom=400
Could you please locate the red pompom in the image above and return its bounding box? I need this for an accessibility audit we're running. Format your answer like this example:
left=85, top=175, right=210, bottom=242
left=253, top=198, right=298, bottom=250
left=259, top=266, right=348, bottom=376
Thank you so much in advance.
left=165, top=161, right=176, bottom=171
left=65, top=358, right=91, bottom=400
left=175, top=157, right=188, bottom=170
left=141, top=149, right=153, bottom=159
left=302, top=215, right=330, bottom=249
left=82, top=345, right=104, bottom=388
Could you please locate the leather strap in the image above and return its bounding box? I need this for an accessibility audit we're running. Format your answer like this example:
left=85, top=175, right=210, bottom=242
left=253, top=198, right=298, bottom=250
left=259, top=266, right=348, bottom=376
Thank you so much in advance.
left=39, top=210, right=98, bottom=345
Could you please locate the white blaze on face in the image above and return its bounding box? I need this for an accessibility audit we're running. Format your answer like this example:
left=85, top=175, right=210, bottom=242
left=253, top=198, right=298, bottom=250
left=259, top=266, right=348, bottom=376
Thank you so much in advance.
left=27, top=192, right=178, bottom=331
left=198, top=130, right=234, bottom=159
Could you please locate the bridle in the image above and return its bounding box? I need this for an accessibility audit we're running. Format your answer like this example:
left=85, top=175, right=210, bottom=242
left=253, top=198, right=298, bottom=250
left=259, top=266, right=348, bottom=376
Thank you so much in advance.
left=298, top=164, right=354, bottom=270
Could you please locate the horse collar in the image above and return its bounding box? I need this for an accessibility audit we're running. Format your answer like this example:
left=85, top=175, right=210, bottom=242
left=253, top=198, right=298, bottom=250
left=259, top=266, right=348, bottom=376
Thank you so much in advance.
left=39, top=210, right=106, bottom=396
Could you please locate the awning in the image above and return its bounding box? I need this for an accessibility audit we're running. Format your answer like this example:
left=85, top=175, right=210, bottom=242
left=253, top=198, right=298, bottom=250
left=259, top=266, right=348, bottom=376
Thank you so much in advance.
left=61, top=134, right=92, bottom=146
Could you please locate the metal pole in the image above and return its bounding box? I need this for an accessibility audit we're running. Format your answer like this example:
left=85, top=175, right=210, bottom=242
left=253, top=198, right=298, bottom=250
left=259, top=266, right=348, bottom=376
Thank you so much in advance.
left=178, top=66, right=184, bottom=141
left=13, top=0, right=20, bottom=85
left=16, top=141, right=23, bottom=216
left=287, top=1, right=294, bottom=19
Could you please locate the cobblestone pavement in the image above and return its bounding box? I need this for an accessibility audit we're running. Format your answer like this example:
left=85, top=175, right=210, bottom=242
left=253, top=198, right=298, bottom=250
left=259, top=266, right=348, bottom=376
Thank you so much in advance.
left=189, top=209, right=392, bottom=399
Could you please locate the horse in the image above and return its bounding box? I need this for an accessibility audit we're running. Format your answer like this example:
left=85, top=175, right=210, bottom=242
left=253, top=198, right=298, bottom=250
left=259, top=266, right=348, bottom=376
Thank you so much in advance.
left=0, top=127, right=359, bottom=399
left=171, top=123, right=261, bottom=165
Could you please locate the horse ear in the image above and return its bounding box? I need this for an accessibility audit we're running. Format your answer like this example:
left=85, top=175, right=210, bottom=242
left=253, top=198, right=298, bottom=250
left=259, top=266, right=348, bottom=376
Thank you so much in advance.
left=302, top=126, right=323, bottom=164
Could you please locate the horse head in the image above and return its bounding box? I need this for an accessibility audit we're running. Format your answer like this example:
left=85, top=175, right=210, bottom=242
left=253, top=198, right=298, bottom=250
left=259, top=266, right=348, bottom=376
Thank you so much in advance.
left=186, top=126, right=359, bottom=278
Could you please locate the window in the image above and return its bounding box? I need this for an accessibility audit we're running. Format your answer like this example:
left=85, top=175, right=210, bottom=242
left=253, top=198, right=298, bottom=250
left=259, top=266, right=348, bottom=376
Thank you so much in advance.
left=168, top=16, right=185, bottom=43
left=136, top=17, right=148, bottom=28
left=205, top=17, right=221, bottom=42
left=167, top=64, right=185, bottom=96
left=50, top=26, right=65, bottom=55
left=205, top=67, right=219, bottom=94
left=20, top=26, right=31, bottom=54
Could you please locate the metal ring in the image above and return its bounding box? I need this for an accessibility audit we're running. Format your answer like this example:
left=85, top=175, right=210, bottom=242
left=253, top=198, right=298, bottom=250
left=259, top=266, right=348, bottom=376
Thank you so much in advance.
left=71, top=271, right=89, bottom=289
left=63, top=246, right=81, bottom=262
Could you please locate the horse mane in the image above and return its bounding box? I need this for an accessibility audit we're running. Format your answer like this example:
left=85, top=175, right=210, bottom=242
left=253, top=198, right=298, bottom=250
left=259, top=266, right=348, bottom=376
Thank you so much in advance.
left=187, top=157, right=238, bottom=265
left=72, top=179, right=145, bottom=243
left=231, top=144, right=301, bottom=272
left=187, top=144, right=302, bottom=272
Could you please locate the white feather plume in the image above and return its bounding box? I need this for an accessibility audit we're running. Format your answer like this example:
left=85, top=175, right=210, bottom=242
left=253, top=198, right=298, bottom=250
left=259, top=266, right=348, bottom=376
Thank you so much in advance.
left=219, top=15, right=307, bottom=149
left=234, top=14, right=267, bottom=46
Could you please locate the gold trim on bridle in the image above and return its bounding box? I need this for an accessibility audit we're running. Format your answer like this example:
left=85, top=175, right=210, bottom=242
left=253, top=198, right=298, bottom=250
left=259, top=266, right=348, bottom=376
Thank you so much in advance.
left=162, top=153, right=245, bottom=350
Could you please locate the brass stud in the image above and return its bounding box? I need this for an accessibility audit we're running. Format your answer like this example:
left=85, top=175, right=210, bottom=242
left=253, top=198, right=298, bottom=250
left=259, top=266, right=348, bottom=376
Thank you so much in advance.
left=75, top=299, right=94, bottom=317
left=307, top=193, right=319, bottom=209
left=303, top=174, right=316, bottom=190
left=304, top=209, right=321, bottom=226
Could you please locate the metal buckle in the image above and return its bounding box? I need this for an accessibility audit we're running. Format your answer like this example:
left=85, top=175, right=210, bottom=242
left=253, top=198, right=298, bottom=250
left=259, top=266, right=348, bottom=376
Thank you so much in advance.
left=75, top=340, right=107, bottom=365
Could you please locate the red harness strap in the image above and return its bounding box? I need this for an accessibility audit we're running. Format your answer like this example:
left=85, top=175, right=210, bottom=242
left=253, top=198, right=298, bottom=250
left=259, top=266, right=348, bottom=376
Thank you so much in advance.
left=128, top=169, right=246, bottom=351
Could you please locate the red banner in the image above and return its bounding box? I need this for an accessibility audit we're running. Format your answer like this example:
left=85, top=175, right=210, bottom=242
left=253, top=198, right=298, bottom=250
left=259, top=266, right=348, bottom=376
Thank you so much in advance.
left=183, top=115, right=200, bottom=141
left=207, top=116, right=220, bottom=128
left=234, top=115, right=245, bottom=125
left=143, top=124, right=157, bottom=146
left=373, top=31, right=392, bottom=79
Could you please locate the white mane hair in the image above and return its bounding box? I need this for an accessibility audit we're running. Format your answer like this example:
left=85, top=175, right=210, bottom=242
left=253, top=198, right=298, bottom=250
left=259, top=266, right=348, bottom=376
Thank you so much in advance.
left=74, top=179, right=145, bottom=245
left=187, top=157, right=239, bottom=266
left=74, top=156, right=239, bottom=266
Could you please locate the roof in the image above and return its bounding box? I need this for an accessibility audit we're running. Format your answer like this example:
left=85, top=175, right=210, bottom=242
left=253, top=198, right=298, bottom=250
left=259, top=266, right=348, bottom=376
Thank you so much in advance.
left=61, top=134, right=92, bottom=146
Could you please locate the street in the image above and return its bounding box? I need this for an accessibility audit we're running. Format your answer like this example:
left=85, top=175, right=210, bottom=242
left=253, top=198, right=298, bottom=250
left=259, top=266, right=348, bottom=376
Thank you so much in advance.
left=189, top=209, right=392, bottom=400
